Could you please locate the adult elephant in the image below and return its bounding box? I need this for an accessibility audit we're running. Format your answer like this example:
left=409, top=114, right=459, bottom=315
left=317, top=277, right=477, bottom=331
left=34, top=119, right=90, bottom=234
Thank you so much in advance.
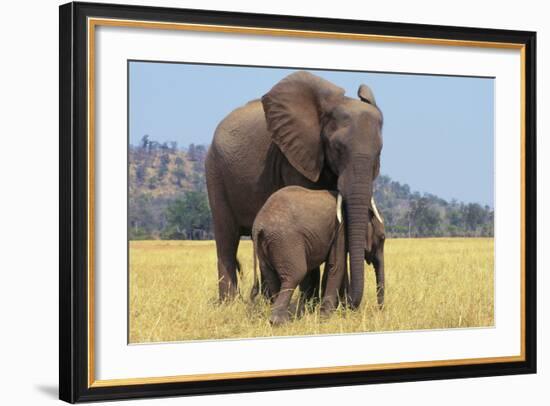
left=205, top=71, right=383, bottom=308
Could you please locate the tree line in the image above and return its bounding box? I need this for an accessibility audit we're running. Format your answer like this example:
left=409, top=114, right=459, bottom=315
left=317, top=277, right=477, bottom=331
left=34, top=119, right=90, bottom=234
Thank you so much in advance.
left=129, top=135, right=211, bottom=240
left=129, top=136, right=493, bottom=240
left=374, top=175, right=493, bottom=238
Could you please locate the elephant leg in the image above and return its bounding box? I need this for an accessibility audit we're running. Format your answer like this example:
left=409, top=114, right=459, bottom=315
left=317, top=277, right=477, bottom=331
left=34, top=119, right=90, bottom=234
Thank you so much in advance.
left=206, top=164, right=242, bottom=301
left=309, top=267, right=321, bottom=302
left=215, top=231, right=240, bottom=301
left=259, top=260, right=280, bottom=303
left=270, top=248, right=307, bottom=325
left=320, top=266, right=345, bottom=316
left=321, top=264, right=330, bottom=298
left=321, top=223, right=347, bottom=316
left=374, top=255, right=385, bottom=309
left=209, top=198, right=240, bottom=301
left=271, top=281, right=299, bottom=326
left=297, top=267, right=320, bottom=315
left=338, top=270, right=350, bottom=306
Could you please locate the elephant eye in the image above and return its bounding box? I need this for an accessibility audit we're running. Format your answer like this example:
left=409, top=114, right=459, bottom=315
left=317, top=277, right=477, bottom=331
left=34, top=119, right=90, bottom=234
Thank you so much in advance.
left=331, top=134, right=345, bottom=151
left=325, top=118, right=338, bottom=134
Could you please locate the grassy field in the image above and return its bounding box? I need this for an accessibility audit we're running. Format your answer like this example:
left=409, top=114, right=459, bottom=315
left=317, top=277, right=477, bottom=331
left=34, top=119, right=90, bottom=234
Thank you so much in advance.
left=129, top=238, right=494, bottom=343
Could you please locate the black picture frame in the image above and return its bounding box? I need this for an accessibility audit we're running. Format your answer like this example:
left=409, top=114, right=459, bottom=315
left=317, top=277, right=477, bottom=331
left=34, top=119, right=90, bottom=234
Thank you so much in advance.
left=59, top=1, right=537, bottom=403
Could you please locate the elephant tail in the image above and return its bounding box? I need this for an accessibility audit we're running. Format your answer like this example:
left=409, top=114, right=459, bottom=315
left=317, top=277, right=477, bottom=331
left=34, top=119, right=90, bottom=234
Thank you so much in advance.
left=250, top=233, right=260, bottom=301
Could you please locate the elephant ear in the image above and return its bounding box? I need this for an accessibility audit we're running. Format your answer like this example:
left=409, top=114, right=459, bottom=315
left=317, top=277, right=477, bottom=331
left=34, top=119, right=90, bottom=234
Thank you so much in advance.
left=261, top=71, right=344, bottom=182
left=358, top=84, right=376, bottom=106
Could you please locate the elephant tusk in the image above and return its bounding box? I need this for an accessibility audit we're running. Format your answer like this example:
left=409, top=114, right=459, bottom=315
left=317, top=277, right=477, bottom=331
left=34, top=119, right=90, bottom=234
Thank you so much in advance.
left=371, top=197, right=383, bottom=224
left=336, top=193, right=343, bottom=224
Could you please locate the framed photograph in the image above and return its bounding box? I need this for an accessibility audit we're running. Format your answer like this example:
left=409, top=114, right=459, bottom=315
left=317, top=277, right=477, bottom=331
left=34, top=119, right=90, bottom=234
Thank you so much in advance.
left=59, top=1, right=536, bottom=403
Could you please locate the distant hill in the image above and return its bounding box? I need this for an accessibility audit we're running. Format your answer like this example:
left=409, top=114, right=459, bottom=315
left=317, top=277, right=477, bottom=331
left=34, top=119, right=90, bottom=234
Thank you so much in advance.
left=129, top=136, right=206, bottom=197
left=129, top=136, right=493, bottom=240
left=129, top=136, right=209, bottom=240
left=373, top=175, right=493, bottom=238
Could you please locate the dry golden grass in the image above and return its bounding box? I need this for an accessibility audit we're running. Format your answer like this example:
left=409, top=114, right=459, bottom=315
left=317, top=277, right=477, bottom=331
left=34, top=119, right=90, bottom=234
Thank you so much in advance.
left=129, top=238, right=494, bottom=343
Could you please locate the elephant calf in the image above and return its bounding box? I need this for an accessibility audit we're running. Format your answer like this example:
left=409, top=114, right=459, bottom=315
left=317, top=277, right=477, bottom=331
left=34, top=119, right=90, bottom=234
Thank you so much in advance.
left=251, top=186, right=385, bottom=325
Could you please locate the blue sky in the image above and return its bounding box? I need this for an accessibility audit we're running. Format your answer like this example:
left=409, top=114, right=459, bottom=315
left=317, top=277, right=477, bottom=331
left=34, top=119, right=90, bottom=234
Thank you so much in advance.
left=129, top=61, right=494, bottom=207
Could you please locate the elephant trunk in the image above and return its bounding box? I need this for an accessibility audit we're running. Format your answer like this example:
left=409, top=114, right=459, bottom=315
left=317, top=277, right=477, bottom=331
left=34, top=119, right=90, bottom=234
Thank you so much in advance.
left=346, top=163, right=372, bottom=309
